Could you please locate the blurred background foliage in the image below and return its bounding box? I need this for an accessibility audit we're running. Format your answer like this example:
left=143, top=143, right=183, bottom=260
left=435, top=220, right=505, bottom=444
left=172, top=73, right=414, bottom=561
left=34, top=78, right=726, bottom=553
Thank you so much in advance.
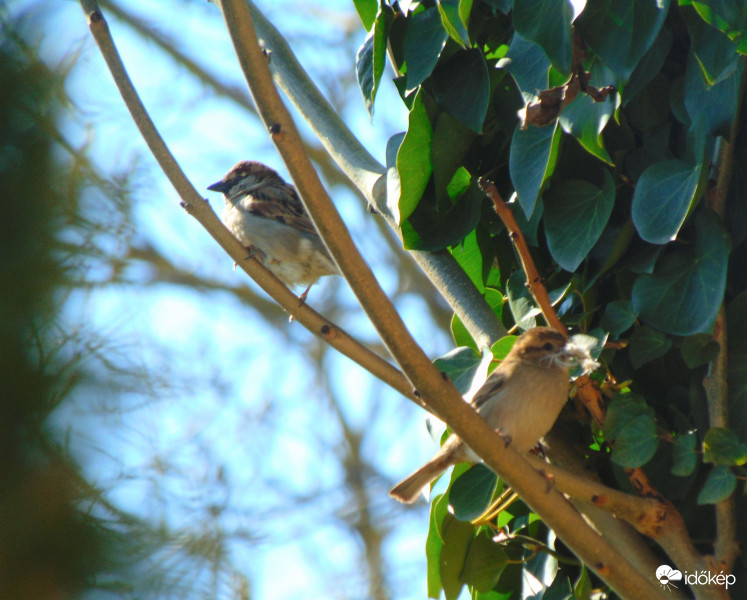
left=3, top=0, right=747, bottom=599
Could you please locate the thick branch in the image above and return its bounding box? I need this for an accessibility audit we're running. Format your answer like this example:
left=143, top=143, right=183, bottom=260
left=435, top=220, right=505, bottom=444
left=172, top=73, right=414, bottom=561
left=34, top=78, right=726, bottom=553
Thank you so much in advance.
left=241, top=0, right=505, bottom=348
left=77, top=0, right=414, bottom=404
left=211, top=4, right=670, bottom=598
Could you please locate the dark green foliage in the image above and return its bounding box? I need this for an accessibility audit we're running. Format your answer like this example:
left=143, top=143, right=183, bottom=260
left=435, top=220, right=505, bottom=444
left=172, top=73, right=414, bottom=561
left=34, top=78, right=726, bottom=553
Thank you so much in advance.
left=0, top=30, right=105, bottom=599
left=356, top=1, right=747, bottom=597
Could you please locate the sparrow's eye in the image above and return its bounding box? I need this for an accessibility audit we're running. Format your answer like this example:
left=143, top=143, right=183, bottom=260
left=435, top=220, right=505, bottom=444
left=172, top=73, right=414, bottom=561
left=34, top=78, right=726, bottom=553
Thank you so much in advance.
left=542, top=342, right=554, bottom=351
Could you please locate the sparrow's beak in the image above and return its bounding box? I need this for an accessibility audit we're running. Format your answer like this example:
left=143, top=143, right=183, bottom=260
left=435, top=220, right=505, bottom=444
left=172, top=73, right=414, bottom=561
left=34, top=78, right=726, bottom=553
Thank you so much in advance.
left=207, top=180, right=228, bottom=193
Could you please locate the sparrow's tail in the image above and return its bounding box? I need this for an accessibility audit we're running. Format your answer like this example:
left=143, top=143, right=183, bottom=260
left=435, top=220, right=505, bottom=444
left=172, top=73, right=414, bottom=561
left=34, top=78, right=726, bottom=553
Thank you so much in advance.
left=389, top=451, right=455, bottom=504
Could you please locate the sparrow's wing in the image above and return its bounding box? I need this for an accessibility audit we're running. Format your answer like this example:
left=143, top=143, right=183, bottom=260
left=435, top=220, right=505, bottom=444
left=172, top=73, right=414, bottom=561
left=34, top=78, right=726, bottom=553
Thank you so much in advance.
left=471, top=370, right=506, bottom=409
left=245, top=183, right=318, bottom=236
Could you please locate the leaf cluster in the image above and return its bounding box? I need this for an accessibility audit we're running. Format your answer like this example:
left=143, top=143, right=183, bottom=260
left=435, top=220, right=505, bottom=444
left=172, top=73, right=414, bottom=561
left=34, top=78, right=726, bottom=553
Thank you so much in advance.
left=355, top=0, right=747, bottom=597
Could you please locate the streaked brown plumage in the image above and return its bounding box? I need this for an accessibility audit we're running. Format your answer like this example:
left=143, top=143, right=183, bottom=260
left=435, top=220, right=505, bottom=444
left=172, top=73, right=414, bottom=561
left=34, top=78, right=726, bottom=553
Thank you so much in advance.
left=208, top=161, right=338, bottom=298
left=389, top=327, right=595, bottom=504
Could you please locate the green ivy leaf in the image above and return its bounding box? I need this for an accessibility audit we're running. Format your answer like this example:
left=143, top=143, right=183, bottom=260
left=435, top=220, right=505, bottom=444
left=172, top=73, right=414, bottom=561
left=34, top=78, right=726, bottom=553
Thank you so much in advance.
left=681, top=4, right=739, bottom=87
left=401, top=183, right=483, bottom=250
left=461, top=532, right=508, bottom=592
left=491, top=335, right=517, bottom=362
left=450, top=313, right=477, bottom=352
left=396, top=90, right=433, bottom=224
left=506, top=270, right=539, bottom=330
left=503, top=32, right=551, bottom=94
left=611, top=413, right=659, bottom=468
left=439, top=514, right=474, bottom=600
left=600, top=300, right=638, bottom=337
left=679, top=334, right=721, bottom=368
left=436, top=0, right=473, bottom=47
left=355, top=5, right=392, bottom=118
left=684, top=48, right=743, bottom=141
left=353, top=0, right=379, bottom=31
left=672, top=432, right=698, bottom=476
left=631, top=159, right=703, bottom=245
left=403, top=7, right=449, bottom=92
left=604, top=393, right=654, bottom=440
left=557, top=88, right=616, bottom=164
left=543, top=170, right=615, bottom=272
left=697, top=465, right=736, bottom=504
left=433, top=346, right=484, bottom=394
left=509, top=122, right=561, bottom=218
left=426, top=493, right=450, bottom=597
left=628, top=325, right=672, bottom=369
left=632, top=210, right=731, bottom=335
left=449, top=464, right=498, bottom=521
left=431, top=49, right=490, bottom=132
left=450, top=228, right=486, bottom=294
left=513, top=0, right=573, bottom=76
left=575, top=0, right=671, bottom=82
left=703, top=427, right=747, bottom=466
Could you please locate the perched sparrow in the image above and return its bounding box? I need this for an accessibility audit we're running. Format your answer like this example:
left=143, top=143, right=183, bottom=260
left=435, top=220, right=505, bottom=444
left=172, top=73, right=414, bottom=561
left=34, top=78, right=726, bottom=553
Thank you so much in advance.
left=207, top=161, right=338, bottom=300
left=389, top=327, right=597, bottom=504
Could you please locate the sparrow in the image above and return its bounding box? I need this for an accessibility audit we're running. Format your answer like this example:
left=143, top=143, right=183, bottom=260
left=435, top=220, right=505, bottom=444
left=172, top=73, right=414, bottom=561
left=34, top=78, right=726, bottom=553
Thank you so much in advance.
left=207, top=161, right=338, bottom=301
left=389, top=327, right=598, bottom=504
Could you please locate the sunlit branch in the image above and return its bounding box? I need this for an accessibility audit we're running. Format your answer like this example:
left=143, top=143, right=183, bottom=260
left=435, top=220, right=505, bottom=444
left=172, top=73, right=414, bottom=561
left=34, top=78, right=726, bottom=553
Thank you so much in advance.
left=211, top=4, right=676, bottom=598
left=241, top=0, right=506, bottom=348
left=77, top=0, right=414, bottom=403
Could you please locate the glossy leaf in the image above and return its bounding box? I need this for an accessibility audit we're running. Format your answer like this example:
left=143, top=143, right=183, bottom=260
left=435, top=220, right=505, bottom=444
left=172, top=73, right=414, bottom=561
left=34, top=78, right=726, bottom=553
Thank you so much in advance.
left=604, top=393, right=655, bottom=439
left=509, top=122, right=561, bottom=218
left=503, top=32, right=551, bottom=94
left=433, top=346, right=484, bottom=395
left=353, top=0, right=378, bottom=31
left=461, top=532, right=508, bottom=592
left=436, top=0, right=472, bottom=47
left=431, top=49, right=490, bottom=132
left=439, top=514, right=474, bottom=600
left=679, top=334, right=721, bottom=368
left=600, top=300, right=638, bottom=337
left=355, top=6, right=391, bottom=118
left=684, top=48, right=743, bottom=141
left=403, top=7, right=449, bottom=92
left=631, top=159, right=703, bottom=245
left=703, top=427, right=747, bottom=466
left=449, top=465, right=498, bottom=521
left=628, top=325, right=672, bottom=368
left=544, top=170, right=615, bottom=272
left=682, top=4, right=739, bottom=86
left=632, top=210, right=731, bottom=335
left=427, top=494, right=450, bottom=597
left=451, top=313, right=478, bottom=352
left=576, top=0, right=671, bottom=82
left=611, top=413, right=659, bottom=468
left=513, top=0, right=573, bottom=75
left=396, top=90, right=433, bottom=224
left=506, top=270, right=539, bottom=330
left=697, top=465, right=737, bottom=504
left=671, top=432, right=698, bottom=476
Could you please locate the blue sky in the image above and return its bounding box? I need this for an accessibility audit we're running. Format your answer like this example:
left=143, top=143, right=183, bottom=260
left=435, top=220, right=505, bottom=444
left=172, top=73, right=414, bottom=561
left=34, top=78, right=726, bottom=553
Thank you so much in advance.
left=11, top=1, right=458, bottom=597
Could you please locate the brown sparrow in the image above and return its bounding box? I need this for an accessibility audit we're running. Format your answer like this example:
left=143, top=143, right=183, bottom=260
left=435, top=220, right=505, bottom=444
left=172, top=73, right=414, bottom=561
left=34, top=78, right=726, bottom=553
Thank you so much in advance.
left=389, top=327, right=598, bottom=504
left=207, top=161, right=338, bottom=300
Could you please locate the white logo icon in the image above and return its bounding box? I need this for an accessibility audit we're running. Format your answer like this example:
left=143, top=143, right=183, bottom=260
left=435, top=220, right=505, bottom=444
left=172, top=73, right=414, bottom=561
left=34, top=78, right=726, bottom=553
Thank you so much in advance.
left=657, top=565, right=683, bottom=590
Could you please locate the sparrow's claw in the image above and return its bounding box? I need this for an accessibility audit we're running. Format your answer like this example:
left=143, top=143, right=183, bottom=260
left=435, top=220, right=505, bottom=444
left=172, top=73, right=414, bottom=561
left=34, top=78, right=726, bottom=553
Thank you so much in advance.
left=496, top=428, right=512, bottom=449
